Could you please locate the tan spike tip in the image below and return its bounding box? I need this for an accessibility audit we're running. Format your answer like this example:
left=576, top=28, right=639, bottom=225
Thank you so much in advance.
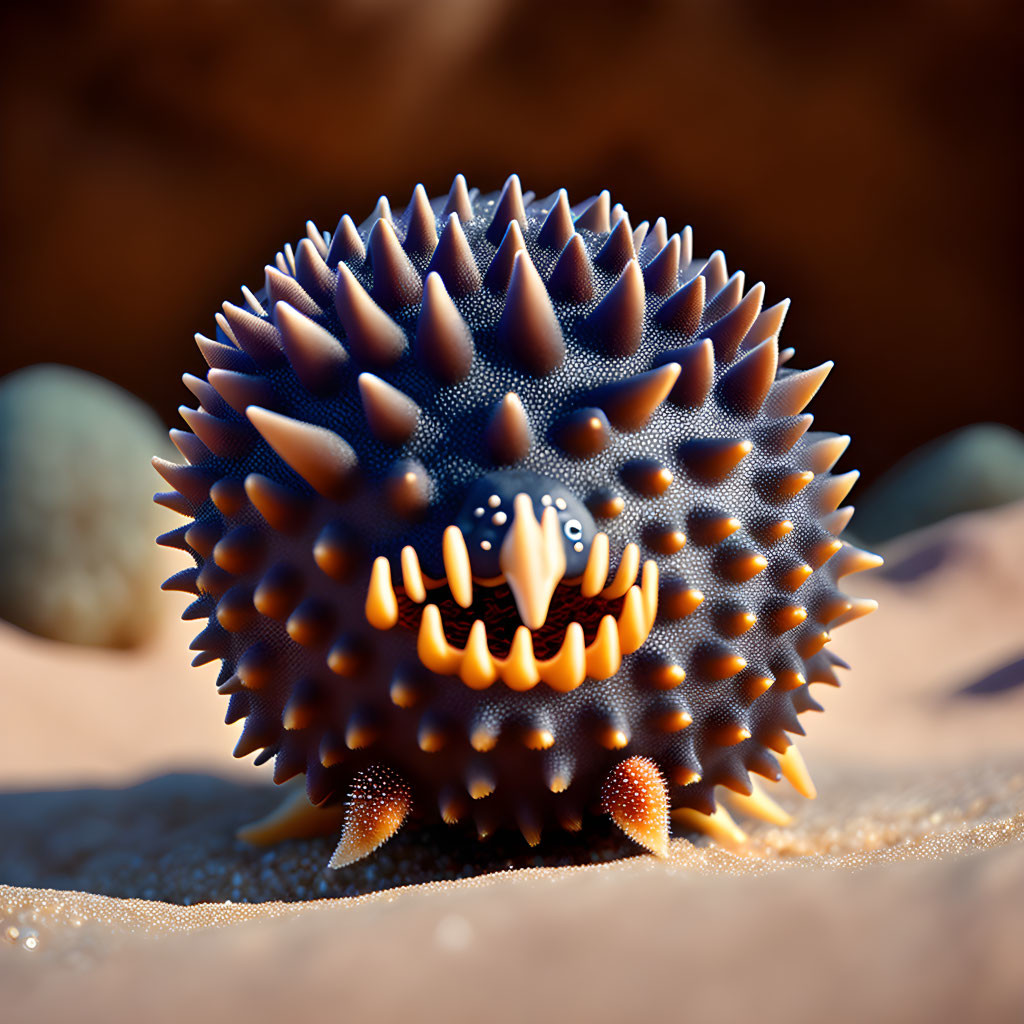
left=601, top=755, right=670, bottom=856
left=536, top=189, right=574, bottom=249
left=483, top=219, right=527, bottom=292
left=672, top=804, right=747, bottom=845
left=547, top=233, right=595, bottom=302
left=485, top=392, right=532, bottom=464
left=246, top=406, right=357, bottom=499
left=575, top=190, right=611, bottom=232
left=643, top=233, right=681, bottom=296
left=585, top=259, right=645, bottom=357
left=403, top=183, right=438, bottom=254
left=657, top=274, right=705, bottom=335
left=497, top=250, right=565, bottom=376
left=679, top=437, right=753, bottom=484
left=777, top=745, right=817, bottom=799
left=334, top=262, right=407, bottom=367
left=595, top=213, right=636, bottom=274
left=357, top=372, right=420, bottom=446
left=804, top=433, right=851, bottom=474
left=699, top=250, right=729, bottom=296
left=328, top=765, right=411, bottom=869
left=705, top=281, right=764, bottom=362
left=486, top=173, right=527, bottom=245
left=294, top=238, right=335, bottom=303
left=442, top=173, right=474, bottom=222
left=385, top=458, right=433, bottom=518
left=716, top=336, right=779, bottom=415
left=765, top=361, right=834, bottom=417
left=368, top=217, right=423, bottom=310
left=274, top=301, right=348, bottom=395
left=415, top=272, right=474, bottom=383
left=426, top=213, right=481, bottom=297
left=264, top=265, right=319, bottom=318
left=596, top=362, right=680, bottom=431
left=326, top=213, right=365, bottom=266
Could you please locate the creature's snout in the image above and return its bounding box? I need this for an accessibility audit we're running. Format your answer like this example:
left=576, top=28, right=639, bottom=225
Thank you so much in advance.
left=499, top=493, right=567, bottom=631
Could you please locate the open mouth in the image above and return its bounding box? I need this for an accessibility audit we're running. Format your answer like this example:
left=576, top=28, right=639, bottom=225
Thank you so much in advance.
left=364, top=522, right=659, bottom=692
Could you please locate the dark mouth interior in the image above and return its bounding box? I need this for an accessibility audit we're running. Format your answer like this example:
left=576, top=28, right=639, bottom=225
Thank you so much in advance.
left=396, top=580, right=627, bottom=659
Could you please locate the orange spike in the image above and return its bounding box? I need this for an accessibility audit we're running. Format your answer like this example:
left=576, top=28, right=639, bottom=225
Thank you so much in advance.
left=327, top=765, right=411, bottom=868
left=601, top=756, right=670, bottom=856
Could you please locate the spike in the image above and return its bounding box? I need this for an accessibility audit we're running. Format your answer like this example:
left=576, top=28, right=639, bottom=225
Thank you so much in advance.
left=442, top=173, right=474, bottom=222
left=617, top=586, right=648, bottom=654
left=580, top=532, right=610, bottom=597
left=778, top=562, right=814, bottom=592
left=766, top=362, right=834, bottom=417
left=716, top=337, right=779, bottom=415
left=643, top=234, right=681, bottom=296
left=466, top=761, right=496, bottom=800
left=244, top=473, right=310, bottom=534
left=183, top=373, right=230, bottom=418
left=439, top=787, right=466, bottom=825
left=208, top=476, right=245, bottom=516
left=797, top=629, right=831, bottom=658
left=555, top=407, right=610, bottom=459
left=546, top=233, right=594, bottom=302
left=344, top=705, right=380, bottom=749
left=169, top=428, right=211, bottom=467
left=486, top=174, right=527, bottom=245
left=643, top=659, right=685, bottom=690
left=237, top=781, right=343, bottom=846
left=545, top=754, right=574, bottom=794
left=585, top=259, right=645, bottom=357
left=658, top=274, right=705, bottom=335
left=672, top=804, right=747, bottom=845
left=484, top=392, right=532, bottom=464
left=425, top=213, right=481, bottom=296
left=777, top=745, right=817, bottom=799
left=704, top=282, right=764, bottom=362
left=418, top=711, right=449, bottom=753
left=821, top=505, right=855, bottom=536
left=328, top=633, right=370, bottom=677
left=178, top=407, right=248, bottom=457
left=411, top=272, right=474, bottom=384
left=744, top=673, right=774, bottom=699
left=652, top=706, right=693, bottom=732
left=235, top=642, right=274, bottom=690
left=220, top=303, right=283, bottom=367
left=326, top=213, right=365, bottom=266
left=156, top=523, right=193, bottom=552
left=334, top=263, right=407, bottom=367
left=744, top=298, right=790, bottom=349
left=207, top=368, right=276, bottom=414
left=264, top=266, right=319, bottom=319
left=645, top=525, right=686, bottom=555
left=161, top=566, right=200, bottom=594
left=575, top=190, right=611, bottom=232
left=311, top=520, right=360, bottom=585
left=770, top=604, right=808, bottom=633
left=588, top=489, right=625, bottom=519
left=716, top=606, right=757, bottom=636
left=663, top=340, right=714, bottom=412
left=537, top=189, right=574, bottom=249
left=522, top=725, right=555, bottom=751
left=483, top=219, right=527, bottom=292
left=232, top=716, right=277, bottom=760
left=403, top=183, right=438, bottom=254
left=286, top=597, right=335, bottom=647
left=621, top=459, right=673, bottom=496
left=241, top=285, right=265, bottom=315
left=680, top=437, right=753, bottom=484
left=817, top=470, right=860, bottom=513
left=595, top=362, right=680, bottom=432
left=459, top=620, right=497, bottom=690
left=601, top=757, right=669, bottom=856
left=804, top=434, right=851, bottom=474
left=830, top=597, right=879, bottom=628
left=499, top=627, right=539, bottom=692
left=357, top=373, right=420, bottom=446
left=384, top=458, right=433, bottom=517
left=762, top=469, right=815, bottom=503
left=660, top=581, right=705, bottom=619
left=469, top=718, right=499, bottom=752
left=687, top=510, right=742, bottom=546
left=195, top=334, right=254, bottom=374
left=807, top=535, right=843, bottom=568
left=295, top=239, right=334, bottom=303
left=497, top=251, right=565, bottom=376
left=693, top=642, right=747, bottom=679
left=539, top=622, right=586, bottom=692
left=368, top=218, right=423, bottom=310
left=756, top=517, right=795, bottom=545
left=831, top=545, right=884, bottom=578
left=253, top=563, right=304, bottom=620
left=327, top=765, right=410, bottom=869
left=365, top=195, right=394, bottom=230
left=365, top=556, right=399, bottom=630
left=212, top=524, right=265, bottom=575
left=246, top=406, right=357, bottom=499
left=698, top=251, right=729, bottom=296
left=717, top=548, right=768, bottom=583
left=151, top=457, right=214, bottom=506
left=274, top=302, right=348, bottom=395
left=281, top=679, right=321, bottom=731
left=595, top=214, right=635, bottom=274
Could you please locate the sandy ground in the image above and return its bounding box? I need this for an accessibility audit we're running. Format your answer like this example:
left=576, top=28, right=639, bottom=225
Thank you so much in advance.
left=1, top=502, right=1023, bottom=1021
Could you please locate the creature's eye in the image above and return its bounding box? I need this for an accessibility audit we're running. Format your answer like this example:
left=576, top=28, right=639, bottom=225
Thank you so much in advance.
left=563, top=518, right=583, bottom=542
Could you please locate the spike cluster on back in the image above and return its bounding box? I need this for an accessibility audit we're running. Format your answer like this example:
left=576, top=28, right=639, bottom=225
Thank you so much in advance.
left=156, top=174, right=880, bottom=867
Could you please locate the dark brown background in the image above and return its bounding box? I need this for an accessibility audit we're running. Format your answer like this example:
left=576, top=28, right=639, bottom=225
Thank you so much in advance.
left=1, top=0, right=1020, bottom=485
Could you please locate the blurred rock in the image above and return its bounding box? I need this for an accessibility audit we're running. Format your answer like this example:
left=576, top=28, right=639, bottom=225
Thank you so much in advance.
left=0, top=364, right=171, bottom=647
left=853, top=423, right=1024, bottom=543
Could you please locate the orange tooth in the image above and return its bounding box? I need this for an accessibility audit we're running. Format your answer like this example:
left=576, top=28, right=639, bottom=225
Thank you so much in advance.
left=500, top=626, right=541, bottom=691
left=580, top=531, right=610, bottom=597
left=602, top=543, right=640, bottom=599
left=500, top=495, right=566, bottom=631
left=442, top=525, right=473, bottom=608
left=540, top=621, right=587, bottom=692
left=400, top=545, right=426, bottom=603
left=417, top=604, right=461, bottom=676
left=460, top=620, right=498, bottom=690
left=365, top=556, right=399, bottom=629
left=586, top=615, right=622, bottom=680
left=617, top=586, right=648, bottom=654
left=640, top=559, right=659, bottom=629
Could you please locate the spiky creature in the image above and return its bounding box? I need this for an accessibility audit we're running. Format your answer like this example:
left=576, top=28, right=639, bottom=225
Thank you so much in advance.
left=155, top=175, right=880, bottom=866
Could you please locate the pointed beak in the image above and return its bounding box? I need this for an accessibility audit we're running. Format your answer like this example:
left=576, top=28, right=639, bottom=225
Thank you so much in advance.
left=499, top=493, right=567, bottom=631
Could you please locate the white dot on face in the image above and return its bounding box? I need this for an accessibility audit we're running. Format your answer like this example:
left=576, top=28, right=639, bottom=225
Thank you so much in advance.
left=492, top=511, right=507, bottom=526
left=541, top=494, right=552, bottom=506
left=555, top=497, right=567, bottom=510
left=574, top=541, right=584, bottom=552
left=480, top=540, right=492, bottom=551
left=474, top=507, right=485, bottom=517
left=488, top=494, right=501, bottom=508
